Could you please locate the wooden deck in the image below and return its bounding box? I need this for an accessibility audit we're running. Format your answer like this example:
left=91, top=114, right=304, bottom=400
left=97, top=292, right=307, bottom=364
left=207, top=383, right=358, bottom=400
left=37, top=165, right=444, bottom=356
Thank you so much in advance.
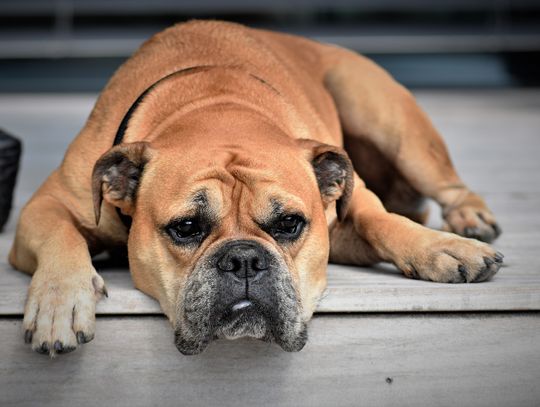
left=1, top=90, right=539, bottom=406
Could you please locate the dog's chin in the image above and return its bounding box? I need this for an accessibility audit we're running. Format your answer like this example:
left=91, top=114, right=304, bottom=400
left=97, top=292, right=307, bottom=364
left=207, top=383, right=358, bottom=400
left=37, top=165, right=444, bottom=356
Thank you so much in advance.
left=174, top=304, right=308, bottom=355
left=215, top=305, right=269, bottom=340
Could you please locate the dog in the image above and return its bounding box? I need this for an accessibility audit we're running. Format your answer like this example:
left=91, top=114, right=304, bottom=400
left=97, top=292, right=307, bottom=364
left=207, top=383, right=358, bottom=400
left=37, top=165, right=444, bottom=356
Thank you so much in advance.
left=9, top=20, right=503, bottom=356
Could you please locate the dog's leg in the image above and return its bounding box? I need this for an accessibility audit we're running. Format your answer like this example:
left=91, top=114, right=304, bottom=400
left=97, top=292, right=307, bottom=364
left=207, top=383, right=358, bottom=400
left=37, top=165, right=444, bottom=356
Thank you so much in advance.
left=329, top=208, right=381, bottom=267
left=331, top=174, right=502, bottom=282
left=343, top=136, right=430, bottom=225
left=9, top=177, right=106, bottom=356
left=324, top=51, right=501, bottom=242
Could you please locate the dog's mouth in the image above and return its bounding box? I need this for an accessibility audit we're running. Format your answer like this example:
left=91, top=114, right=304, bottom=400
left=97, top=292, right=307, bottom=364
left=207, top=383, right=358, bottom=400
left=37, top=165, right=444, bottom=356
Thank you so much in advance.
left=216, top=299, right=271, bottom=340
left=174, top=298, right=307, bottom=355
left=173, top=243, right=308, bottom=355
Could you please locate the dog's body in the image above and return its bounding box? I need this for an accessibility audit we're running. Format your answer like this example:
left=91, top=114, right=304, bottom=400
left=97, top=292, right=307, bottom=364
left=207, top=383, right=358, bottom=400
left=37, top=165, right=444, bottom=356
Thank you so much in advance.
left=10, top=20, right=502, bottom=356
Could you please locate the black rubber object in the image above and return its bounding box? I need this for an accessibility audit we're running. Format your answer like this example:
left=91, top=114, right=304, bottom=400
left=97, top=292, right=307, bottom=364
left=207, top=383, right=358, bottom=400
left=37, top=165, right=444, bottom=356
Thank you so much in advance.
left=0, top=129, right=22, bottom=232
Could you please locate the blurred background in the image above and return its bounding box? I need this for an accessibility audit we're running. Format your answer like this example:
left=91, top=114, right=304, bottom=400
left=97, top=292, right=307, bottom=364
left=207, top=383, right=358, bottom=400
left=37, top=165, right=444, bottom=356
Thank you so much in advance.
left=0, top=0, right=540, bottom=92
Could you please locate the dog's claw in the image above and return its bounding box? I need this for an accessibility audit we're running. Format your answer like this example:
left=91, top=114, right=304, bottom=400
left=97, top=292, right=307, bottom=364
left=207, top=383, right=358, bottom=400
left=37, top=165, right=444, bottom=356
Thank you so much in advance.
left=76, top=331, right=94, bottom=344
left=76, top=331, right=85, bottom=344
left=457, top=265, right=468, bottom=282
left=24, top=329, right=33, bottom=344
left=53, top=340, right=63, bottom=353
left=54, top=340, right=75, bottom=354
left=36, top=342, right=50, bottom=354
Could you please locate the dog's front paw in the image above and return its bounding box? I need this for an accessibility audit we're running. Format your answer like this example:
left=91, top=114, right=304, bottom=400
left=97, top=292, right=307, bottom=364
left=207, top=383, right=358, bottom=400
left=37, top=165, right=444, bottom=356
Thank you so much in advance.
left=22, top=268, right=107, bottom=357
left=399, top=232, right=503, bottom=283
left=442, top=192, right=501, bottom=243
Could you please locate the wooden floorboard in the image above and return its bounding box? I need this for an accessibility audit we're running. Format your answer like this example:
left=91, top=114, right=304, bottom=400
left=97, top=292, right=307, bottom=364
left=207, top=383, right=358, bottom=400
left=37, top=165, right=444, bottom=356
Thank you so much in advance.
left=1, top=314, right=539, bottom=407
left=1, top=251, right=539, bottom=315
left=0, top=90, right=539, bottom=314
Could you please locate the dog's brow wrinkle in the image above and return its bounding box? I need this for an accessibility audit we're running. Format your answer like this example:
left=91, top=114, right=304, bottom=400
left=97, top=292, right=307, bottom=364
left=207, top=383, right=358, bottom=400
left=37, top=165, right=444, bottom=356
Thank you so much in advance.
left=248, top=73, right=280, bottom=95
left=194, top=168, right=236, bottom=186
left=220, top=143, right=243, bottom=151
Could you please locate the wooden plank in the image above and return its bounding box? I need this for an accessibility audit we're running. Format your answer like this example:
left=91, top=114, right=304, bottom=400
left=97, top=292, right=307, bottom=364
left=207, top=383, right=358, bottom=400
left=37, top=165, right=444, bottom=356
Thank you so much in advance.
left=1, top=314, right=539, bottom=407
left=1, top=241, right=539, bottom=315
left=1, top=91, right=540, bottom=315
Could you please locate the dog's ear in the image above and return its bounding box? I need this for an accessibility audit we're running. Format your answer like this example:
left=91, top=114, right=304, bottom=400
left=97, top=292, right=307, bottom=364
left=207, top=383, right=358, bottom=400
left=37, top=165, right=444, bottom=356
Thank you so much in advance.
left=91, top=142, right=151, bottom=225
left=297, top=139, right=354, bottom=221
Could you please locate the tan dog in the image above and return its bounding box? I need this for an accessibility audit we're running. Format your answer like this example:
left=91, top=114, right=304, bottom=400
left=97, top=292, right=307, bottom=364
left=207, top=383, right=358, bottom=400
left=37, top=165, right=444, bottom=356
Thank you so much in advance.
left=9, top=20, right=503, bottom=356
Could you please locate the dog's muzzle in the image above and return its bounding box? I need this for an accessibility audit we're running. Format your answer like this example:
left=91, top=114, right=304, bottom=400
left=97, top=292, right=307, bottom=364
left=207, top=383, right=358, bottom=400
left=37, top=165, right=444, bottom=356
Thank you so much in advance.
left=174, top=239, right=307, bottom=355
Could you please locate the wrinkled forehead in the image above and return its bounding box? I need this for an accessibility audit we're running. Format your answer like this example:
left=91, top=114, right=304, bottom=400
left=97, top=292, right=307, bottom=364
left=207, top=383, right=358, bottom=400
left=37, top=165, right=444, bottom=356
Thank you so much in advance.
left=140, top=144, right=318, bottom=222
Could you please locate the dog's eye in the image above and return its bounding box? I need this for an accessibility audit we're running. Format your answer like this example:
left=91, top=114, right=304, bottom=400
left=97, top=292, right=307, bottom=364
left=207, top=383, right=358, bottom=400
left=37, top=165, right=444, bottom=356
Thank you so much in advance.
left=166, top=218, right=203, bottom=244
left=271, top=215, right=305, bottom=241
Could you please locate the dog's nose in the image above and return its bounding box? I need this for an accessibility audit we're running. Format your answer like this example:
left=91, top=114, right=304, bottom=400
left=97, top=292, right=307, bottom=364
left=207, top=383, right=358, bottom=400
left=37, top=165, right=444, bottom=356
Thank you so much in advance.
left=216, top=242, right=269, bottom=279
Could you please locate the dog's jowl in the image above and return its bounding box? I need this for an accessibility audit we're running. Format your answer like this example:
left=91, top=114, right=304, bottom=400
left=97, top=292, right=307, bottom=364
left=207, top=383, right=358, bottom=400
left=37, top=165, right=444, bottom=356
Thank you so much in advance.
left=9, top=20, right=503, bottom=356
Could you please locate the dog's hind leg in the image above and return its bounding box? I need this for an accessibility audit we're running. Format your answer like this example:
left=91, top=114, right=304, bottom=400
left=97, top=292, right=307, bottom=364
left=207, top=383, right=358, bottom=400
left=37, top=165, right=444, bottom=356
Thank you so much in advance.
left=323, top=49, right=501, bottom=243
left=9, top=172, right=107, bottom=357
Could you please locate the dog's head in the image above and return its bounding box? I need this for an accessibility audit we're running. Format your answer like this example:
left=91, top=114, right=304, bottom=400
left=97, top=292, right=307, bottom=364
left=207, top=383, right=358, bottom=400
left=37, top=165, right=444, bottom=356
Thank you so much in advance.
left=92, top=108, right=353, bottom=354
